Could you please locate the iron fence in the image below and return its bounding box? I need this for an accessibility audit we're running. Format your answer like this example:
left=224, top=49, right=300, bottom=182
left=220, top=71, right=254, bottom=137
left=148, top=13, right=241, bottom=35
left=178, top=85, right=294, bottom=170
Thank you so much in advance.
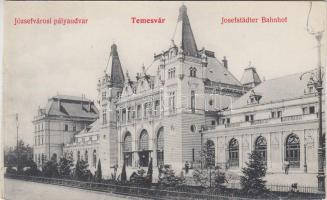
left=5, top=174, right=251, bottom=200
left=5, top=173, right=325, bottom=200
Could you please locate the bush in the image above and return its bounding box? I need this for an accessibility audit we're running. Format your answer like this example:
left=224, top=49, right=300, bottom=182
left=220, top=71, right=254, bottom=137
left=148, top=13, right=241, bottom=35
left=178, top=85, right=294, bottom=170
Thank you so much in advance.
left=158, top=166, right=185, bottom=187
left=130, top=169, right=147, bottom=185
left=193, top=166, right=226, bottom=190
left=6, top=166, right=17, bottom=174
left=24, top=159, right=41, bottom=176
left=42, top=160, right=59, bottom=178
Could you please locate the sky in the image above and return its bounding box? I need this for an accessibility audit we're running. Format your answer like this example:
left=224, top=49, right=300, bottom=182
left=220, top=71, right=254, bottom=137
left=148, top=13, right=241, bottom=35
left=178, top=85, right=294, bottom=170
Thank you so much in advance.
left=3, top=1, right=326, bottom=147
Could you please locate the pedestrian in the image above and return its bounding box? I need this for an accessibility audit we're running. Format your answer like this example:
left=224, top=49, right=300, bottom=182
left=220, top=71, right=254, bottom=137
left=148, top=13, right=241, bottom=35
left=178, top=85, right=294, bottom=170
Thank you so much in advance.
left=185, top=161, right=190, bottom=174
left=284, top=160, right=290, bottom=174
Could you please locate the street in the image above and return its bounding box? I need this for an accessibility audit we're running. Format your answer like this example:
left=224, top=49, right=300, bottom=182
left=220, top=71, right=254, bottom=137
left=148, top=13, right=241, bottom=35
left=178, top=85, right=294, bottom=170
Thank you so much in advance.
left=4, top=178, right=146, bottom=200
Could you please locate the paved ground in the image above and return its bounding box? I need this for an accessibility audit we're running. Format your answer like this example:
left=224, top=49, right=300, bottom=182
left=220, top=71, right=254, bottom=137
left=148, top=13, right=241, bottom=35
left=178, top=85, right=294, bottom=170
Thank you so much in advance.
left=4, top=178, right=147, bottom=200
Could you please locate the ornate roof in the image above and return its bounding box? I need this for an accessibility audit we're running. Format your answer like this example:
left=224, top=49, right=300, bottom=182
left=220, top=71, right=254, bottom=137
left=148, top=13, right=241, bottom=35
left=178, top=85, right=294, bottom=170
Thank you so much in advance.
left=105, top=44, right=125, bottom=87
left=232, top=70, right=318, bottom=109
left=44, top=95, right=99, bottom=119
left=240, top=65, right=262, bottom=87
left=171, top=5, right=198, bottom=57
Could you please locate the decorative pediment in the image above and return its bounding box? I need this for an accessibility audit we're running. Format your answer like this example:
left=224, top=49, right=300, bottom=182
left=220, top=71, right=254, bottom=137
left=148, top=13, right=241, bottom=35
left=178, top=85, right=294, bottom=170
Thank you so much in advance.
left=121, top=71, right=135, bottom=97
left=136, top=77, right=151, bottom=93
left=247, top=90, right=262, bottom=104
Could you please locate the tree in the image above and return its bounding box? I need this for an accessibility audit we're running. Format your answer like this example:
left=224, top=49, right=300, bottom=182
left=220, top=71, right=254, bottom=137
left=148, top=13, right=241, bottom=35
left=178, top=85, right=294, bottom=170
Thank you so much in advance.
left=146, top=158, right=153, bottom=185
left=58, top=156, right=74, bottom=178
left=74, top=160, right=89, bottom=181
left=96, top=159, right=102, bottom=182
left=4, top=140, right=33, bottom=172
left=193, top=140, right=226, bottom=190
left=121, top=161, right=127, bottom=182
left=240, top=150, right=268, bottom=197
left=199, top=140, right=215, bottom=169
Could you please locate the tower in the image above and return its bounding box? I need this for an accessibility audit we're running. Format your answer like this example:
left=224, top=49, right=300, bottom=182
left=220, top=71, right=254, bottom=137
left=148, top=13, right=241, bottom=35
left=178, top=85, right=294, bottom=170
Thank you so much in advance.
left=158, top=4, right=207, bottom=170
left=97, top=43, right=124, bottom=177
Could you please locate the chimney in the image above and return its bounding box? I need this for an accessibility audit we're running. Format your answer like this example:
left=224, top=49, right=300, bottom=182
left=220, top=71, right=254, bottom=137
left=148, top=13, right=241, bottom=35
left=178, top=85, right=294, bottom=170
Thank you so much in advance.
left=81, top=94, right=84, bottom=109
left=88, top=100, right=91, bottom=112
left=58, top=97, right=61, bottom=109
left=222, top=56, right=228, bottom=69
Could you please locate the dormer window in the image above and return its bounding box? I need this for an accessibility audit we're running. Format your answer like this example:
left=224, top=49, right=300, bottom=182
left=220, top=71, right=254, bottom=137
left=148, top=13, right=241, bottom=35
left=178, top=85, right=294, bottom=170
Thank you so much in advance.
left=247, top=90, right=262, bottom=104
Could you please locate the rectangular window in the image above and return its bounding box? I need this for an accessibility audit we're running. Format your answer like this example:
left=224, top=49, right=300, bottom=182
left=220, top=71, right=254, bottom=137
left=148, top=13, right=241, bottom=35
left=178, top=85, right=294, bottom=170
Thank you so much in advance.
left=191, top=90, right=195, bottom=113
left=302, top=107, right=308, bottom=115
left=192, top=148, right=195, bottom=162
left=168, top=92, right=176, bottom=113
left=122, top=109, right=126, bottom=122
left=211, top=120, right=216, bottom=125
left=309, top=106, right=315, bottom=114
left=137, top=105, right=142, bottom=119
left=226, top=118, right=230, bottom=124
left=103, top=110, right=107, bottom=124
left=64, top=124, right=68, bottom=131
left=271, top=112, right=275, bottom=118
left=245, top=115, right=254, bottom=121
left=127, top=107, right=131, bottom=121
left=277, top=111, right=282, bottom=118
left=154, top=100, right=160, bottom=116
left=102, top=92, right=106, bottom=100
left=144, top=103, right=148, bottom=118
left=73, top=125, right=76, bottom=132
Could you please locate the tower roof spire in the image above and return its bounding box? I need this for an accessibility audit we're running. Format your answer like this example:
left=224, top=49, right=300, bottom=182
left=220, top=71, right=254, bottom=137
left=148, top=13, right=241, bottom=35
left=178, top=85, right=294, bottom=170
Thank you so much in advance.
left=105, top=43, right=125, bottom=87
left=240, top=62, right=262, bottom=88
left=172, top=4, right=198, bottom=56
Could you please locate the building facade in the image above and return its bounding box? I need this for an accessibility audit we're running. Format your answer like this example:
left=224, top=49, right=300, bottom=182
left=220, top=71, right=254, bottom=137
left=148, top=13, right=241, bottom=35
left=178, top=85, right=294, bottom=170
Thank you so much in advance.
left=41, top=5, right=324, bottom=187
left=63, top=5, right=251, bottom=178
left=203, top=72, right=325, bottom=187
left=33, top=95, right=98, bottom=167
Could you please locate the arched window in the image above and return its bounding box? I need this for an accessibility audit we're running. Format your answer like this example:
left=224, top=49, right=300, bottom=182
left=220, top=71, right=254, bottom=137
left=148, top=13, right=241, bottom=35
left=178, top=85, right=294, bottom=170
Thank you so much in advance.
left=204, top=140, right=215, bottom=168
left=255, top=136, right=267, bottom=165
left=157, top=127, right=164, bottom=166
left=139, top=130, right=149, bottom=167
left=285, top=134, right=300, bottom=168
left=123, top=132, right=132, bottom=166
left=228, top=138, right=239, bottom=168
left=139, top=130, right=149, bottom=151
left=85, top=150, right=88, bottom=163
left=93, top=150, right=97, bottom=168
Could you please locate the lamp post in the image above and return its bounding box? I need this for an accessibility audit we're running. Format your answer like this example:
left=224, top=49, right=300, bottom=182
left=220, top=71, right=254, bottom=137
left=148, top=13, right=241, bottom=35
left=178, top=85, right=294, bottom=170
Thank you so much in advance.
left=304, top=2, right=325, bottom=191
left=301, top=31, right=325, bottom=192
left=16, top=113, right=19, bottom=171
left=315, top=32, right=325, bottom=192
